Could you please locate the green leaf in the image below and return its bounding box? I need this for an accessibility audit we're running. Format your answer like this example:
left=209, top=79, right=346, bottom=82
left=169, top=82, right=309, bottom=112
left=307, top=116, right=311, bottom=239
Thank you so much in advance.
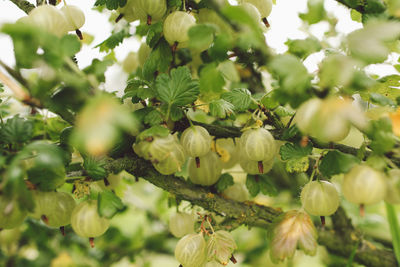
left=147, top=22, right=163, bottom=48
left=199, top=63, right=225, bottom=96
left=144, top=109, right=163, bottom=126
left=299, top=0, right=326, bottom=24
left=188, top=24, right=216, bottom=52
left=143, top=39, right=172, bottom=81
left=369, top=92, right=396, bottom=107
left=246, top=174, right=260, bottom=197
left=361, top=75, right=400, bottom=103
left=279, top=142, right=313, bottom=161
left=350, top=9, right=362, bottom=22
left=98, top=191, right=125, bottom=219
left=285, top=157, right=310, bottom=173
left=347, top=21, right=400, bottom=64
left=83, top=156, right=108, bottom=181
left=209, top=99, right=234, bottom=118
left=137, top=125, right=170, bottom=141
left=216, top=173, right=234, bottom=192
left=209, top=33, right=233, bottom=61
left=269, top=54, right=311, bottom=108
left=156, top=66, right=199, bottom=106
left=95, top=29, right=130, bottom=52
left=366, top=118, right=396, bottom=154
left=83, top=59, right=113, bottom=83
left=319, top=151, right=360, bottom=177
left=23, top=142, right=67, bottom=191
left=167, top=0, right=182, bottom=8
left=286, top=37, right=322, bottom=59
left=60, top=35, right=81, bottom=57
left=124, top=78, right=155, bottom=100
left=0, top=115, right=33, bottom=144
left=385, top=202, right=400, bottom=265
left=222, top=88, right=252, bottom=111
left=259, top=176, right=278, bottom=196
left=94, top=0, right=127, bottom=10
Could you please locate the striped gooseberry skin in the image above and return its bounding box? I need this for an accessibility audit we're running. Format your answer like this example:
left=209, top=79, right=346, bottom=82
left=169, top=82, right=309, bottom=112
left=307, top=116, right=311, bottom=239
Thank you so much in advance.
left=180, top=126, right=211, bottom=158
left=242, top=0, right=273, bottom=18
left=342, top=165, right=387, bottom=205
left=0, top=197, right=27, bottom=229
left=153, top=143, right=186, bottom=175
left=300, top=181, right=340, bottom=216
left=71, top=200, right=110, bottom=238
left=118, top=0, right=146, bottom=22
left=163, top=11, right=196, bottom=48
left=239, top=128, right=276, bottom=162
left=239, top=155, right=274, bottom=174
left=175, top=233, right=207, bottom=267
left=147, top=134, right=178, bottom=163
left=168, top=212, right=196, bottom=238
left=30, top=191, right=76, bottom=227
left=137, top=0, right=167, bottom=22
left=28, top=5, right=69, bottom=37
left=60, top=5, right=85, bottom=31
left=188, top=151, right=222, bottom=186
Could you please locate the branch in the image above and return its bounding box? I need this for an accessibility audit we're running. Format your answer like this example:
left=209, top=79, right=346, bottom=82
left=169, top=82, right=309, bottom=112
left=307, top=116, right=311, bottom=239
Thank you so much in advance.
left=9, top=0, right=35, bottom=14
left=103, top=153, right=397, bottom=267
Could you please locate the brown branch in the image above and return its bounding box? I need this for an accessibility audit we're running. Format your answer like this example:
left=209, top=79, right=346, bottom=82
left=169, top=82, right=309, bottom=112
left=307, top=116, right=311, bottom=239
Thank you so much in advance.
left=103, top=153, right=397, bottom=267
left=9, top=0, right=35, bottom=14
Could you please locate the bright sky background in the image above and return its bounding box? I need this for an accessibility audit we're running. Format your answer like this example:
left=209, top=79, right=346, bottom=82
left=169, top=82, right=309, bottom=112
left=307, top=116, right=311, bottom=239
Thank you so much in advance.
left=0, top=0, right=398, bottom=94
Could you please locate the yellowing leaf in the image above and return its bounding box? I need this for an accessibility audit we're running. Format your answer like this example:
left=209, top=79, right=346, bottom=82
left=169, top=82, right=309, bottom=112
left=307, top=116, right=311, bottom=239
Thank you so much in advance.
left=390, top=108, right=400, bottom=136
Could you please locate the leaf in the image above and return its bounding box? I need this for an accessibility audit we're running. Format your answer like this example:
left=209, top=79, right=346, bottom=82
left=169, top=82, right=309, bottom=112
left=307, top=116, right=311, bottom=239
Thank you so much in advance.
left=199, top=63, right=225, bottom=96
left=299, top=0, right=326, bottom=24
left=222, top=88, right=252, bottom=111
left=188, top=24, right=216, bottom=52
left=0, top=115, right=33, bottom=144
left=95, top=29, right=130, bottom=52
left=216, top=173, right=234, bottom=192
left=94, top=0, right=127, bottom=10
left=350, top=9, right=362, bottom=22
left=366, top=118, right=396, bottom=154
left=137, top=125, right=170, bottom=141
left=144, top=109, right=163, bottom=126
left=143, top=39, right=172, bottom=81
left=385, top=203, right=400, bottom=266
left=362, top=75, right=400, bottom=102
left=146, top=22, right=163, bottom=48
left=269, top=54, right=311, bottom=108
left=98, top=191, right=125, bottom=219
left=259, top=176, right=278, bottom=196
left=286, top=37, right=322, bottom=59
left=369, top=92, right=396, bottom=107
left=319, top=151, right=360, bottom=177
left=156, top=66, right=199, bottom=106
left=167, top=0, right=182, bottom=8
left=209, top=99, right=234, bottom=118
left=279, top=142, right=313, bottom=160
left=124, top=78, right=155, bottom=100
left=83, top=59, right=113, bottom=83
left=60, top=34, right=81, bottom=57
left=209, top=33, right=233, bottom=61
left=347, top=21, right=400, bottom=64
left=246, top=174, right=260, bottom=197
left=83, top=156, right=108, bottom=180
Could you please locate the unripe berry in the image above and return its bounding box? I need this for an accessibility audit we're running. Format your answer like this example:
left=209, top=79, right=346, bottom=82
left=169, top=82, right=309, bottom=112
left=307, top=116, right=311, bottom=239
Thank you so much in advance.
left=342, top=165, right=386, bottom=206
left=153, top=144, right=186, bottom=175
left=163, top=11, right=196, bottom=48
left=175, top=233, right=207, bottom=267
left=180, top=126, right=212, bottom=166
left=300, top=181, right=340, bottom=216
left=28, top=5, right=69, bottom=37
left=138, top=0, right=167, bottom=23
left=188, top=151, right=222, bottom=186
left=60, top=5, right=85, bottom=32
left=71, top=200, right=110, bottom=238
left=0, top=197, right=27, bottom=229
left=168, top=212, right=196, bottom=238
left=385, top=169, right=400, bottom=204
left=240, top=127, right=276, bottom=162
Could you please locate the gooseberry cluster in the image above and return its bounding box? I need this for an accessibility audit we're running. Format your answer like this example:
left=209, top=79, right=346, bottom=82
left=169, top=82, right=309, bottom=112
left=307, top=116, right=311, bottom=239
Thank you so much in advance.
left=171, top=214, right=237, bottom=267
left=133, top=123, right=277, bottom=186
left=18, top=4, right=85, bottom=39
